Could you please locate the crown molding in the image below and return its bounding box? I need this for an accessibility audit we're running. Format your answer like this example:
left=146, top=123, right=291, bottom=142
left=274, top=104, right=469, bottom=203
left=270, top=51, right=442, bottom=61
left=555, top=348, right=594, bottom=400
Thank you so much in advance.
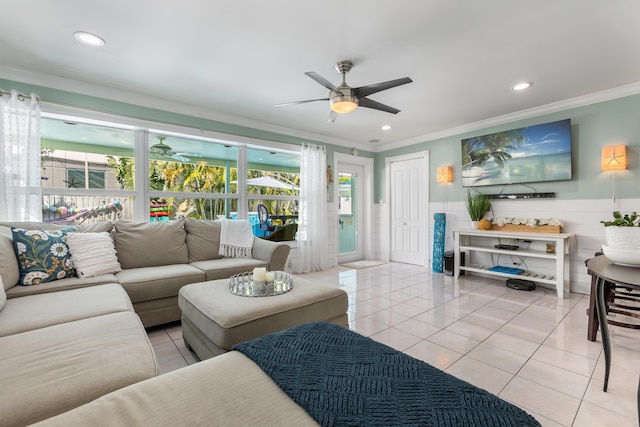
left=0, top=66, right=353, bottom=148
left=376, top=82, right=640, bottom=153
left=3, top=65, right=640, bottom=154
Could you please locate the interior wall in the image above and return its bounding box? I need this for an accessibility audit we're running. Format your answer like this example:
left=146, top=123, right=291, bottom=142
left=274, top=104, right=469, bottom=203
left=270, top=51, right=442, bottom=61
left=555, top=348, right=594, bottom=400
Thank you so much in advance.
left=370, top=94, right=640, bottom=293
left=374, top=93, right=640, bottom=204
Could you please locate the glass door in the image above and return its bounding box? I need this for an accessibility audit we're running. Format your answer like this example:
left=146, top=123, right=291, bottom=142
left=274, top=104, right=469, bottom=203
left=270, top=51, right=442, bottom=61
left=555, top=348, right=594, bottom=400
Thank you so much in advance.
left=338, top=165, right=364, bottom=263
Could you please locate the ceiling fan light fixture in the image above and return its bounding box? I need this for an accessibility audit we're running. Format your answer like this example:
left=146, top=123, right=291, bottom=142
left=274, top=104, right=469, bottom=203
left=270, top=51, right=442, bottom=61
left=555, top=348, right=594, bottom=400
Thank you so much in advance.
left=330, top=95, right=358, bottom=114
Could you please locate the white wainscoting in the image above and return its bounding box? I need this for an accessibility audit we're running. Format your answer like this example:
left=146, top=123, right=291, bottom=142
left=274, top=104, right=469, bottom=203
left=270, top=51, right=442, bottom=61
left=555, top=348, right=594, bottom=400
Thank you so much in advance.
left=372, top=203, right=390, bottom=261
left=433, top=198, right=638, bottom=295
left=369, top=198, right=639, bottom=296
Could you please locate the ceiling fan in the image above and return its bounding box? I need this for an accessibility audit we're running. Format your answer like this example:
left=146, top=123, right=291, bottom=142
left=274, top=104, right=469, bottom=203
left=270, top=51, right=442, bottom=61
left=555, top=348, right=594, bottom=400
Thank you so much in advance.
left=150, top=136, right=201, bottom=162
left=276, top=60, right=412, bottom=122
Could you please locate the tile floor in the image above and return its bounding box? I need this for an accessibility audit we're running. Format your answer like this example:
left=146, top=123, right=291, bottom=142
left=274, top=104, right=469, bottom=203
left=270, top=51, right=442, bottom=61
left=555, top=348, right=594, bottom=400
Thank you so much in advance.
left=146, top=262, right=639, bottom=427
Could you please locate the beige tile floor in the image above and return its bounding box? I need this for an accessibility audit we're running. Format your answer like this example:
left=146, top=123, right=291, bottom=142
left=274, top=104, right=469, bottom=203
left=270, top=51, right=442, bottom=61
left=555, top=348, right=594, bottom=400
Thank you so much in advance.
left=146, top=262, right=639, bottom=427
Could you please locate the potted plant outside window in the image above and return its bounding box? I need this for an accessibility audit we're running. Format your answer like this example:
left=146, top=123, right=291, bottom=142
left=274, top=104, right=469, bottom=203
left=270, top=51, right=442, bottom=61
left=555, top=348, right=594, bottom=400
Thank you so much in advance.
left=465, top=191, right=491, bottom=228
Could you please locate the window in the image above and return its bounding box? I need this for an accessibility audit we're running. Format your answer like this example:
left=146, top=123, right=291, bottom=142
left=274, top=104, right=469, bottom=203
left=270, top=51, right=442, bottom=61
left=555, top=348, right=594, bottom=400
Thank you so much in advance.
left=39, top=115, right=300, bottom=230
left=40, top=118, right=135, bottom=223
left=66, top=169, right=105, bottom=189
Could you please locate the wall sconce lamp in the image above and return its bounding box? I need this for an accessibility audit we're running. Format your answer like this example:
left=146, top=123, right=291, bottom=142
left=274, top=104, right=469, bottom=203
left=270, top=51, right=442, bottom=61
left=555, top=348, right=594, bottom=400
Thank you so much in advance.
left=437, top=166, right=453, bottom=183
left=601, top=145, right=627, bottom=171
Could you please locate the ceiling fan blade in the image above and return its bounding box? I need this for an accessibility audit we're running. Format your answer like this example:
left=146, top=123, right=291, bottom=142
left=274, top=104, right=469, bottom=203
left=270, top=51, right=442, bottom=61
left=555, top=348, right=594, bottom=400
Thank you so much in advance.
left=305, top=72, right=342, bottom=93
left=327, top=110, right=338, bottom=123
left=275, top=98, right=329, bottom=108
left=171, top=155, right=190, bottom=162
left=353, top=77, right=413, bottom=98
left=358, top=97, right=401, bottom=114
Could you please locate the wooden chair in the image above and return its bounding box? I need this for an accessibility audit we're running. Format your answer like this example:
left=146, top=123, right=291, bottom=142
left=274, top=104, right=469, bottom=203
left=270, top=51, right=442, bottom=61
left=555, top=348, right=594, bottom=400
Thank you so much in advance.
left=587, top=259, right=640, bottom=341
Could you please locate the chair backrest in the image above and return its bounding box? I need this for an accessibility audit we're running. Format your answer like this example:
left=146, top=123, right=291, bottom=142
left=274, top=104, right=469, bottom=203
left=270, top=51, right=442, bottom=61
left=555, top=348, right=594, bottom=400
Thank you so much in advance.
left=262, top=223, right=298, bottom=242
left=257, top=204, right=269, bottom=224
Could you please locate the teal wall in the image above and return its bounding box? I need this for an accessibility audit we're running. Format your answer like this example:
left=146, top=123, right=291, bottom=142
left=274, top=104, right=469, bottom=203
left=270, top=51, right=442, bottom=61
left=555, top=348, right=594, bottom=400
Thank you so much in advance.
left=374, top=94, right=640, bottom=203
left=3, top=78, right=637, bottom=205
left=0, top=78, right=374, bottom=202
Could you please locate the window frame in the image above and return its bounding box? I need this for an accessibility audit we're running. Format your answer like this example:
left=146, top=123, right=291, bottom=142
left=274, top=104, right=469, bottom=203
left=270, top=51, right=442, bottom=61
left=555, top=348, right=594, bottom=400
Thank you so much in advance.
left=40, top=107, right=301, bottom=223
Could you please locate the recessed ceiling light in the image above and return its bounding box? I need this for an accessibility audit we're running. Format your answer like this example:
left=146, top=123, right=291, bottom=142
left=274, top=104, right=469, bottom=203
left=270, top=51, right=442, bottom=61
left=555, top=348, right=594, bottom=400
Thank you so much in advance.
left=73, top=31, right=106, bottom=47
left=381, top=125, right=392, bottom=131
left=512, top=82, right=532, bottom=91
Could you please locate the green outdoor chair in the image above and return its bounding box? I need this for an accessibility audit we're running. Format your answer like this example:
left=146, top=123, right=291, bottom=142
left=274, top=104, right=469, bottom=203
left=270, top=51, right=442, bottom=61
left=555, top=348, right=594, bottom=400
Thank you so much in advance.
left=261, top=223, right=298, bottom=242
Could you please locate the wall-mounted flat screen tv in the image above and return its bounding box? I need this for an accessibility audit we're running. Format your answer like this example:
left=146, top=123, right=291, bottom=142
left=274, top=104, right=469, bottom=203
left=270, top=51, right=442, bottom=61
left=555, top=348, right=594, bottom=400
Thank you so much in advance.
left=461, top=119, right=572, bottom=187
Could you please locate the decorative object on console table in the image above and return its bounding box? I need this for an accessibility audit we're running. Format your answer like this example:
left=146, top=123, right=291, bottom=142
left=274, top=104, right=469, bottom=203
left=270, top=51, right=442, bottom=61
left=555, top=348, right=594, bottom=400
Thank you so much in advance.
left=464, top=191, right=491, bottom=228
left=489, top=217, right=564, bottom=233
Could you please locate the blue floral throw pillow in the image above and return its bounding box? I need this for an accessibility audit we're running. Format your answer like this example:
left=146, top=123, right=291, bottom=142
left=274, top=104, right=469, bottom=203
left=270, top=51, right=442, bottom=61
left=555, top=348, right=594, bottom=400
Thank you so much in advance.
left=11, top=227, right=78, bottom=286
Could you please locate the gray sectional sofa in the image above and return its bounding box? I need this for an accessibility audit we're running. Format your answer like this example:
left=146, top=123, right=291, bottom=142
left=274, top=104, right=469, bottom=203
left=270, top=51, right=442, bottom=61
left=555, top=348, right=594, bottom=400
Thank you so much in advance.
left=0, top=218, right=290, bottom=426
left=0, top=218, right=290, bottom=327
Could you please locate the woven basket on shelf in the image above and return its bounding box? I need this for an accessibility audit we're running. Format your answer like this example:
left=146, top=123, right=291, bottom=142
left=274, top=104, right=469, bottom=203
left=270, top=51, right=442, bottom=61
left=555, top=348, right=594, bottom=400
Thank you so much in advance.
left=489, top=224, right=561, bottom=234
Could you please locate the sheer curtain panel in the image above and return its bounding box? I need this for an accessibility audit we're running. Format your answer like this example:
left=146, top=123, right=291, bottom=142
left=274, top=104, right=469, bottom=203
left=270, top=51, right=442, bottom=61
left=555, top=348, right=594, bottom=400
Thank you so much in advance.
left=0, top=90, right=42, bottom=221
left=294, top=143, right=328, bottom=273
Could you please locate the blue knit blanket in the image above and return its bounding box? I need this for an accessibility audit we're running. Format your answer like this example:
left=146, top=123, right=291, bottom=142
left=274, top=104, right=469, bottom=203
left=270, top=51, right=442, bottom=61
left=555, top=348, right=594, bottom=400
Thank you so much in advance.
left=233, top=322, right=540, bottom=427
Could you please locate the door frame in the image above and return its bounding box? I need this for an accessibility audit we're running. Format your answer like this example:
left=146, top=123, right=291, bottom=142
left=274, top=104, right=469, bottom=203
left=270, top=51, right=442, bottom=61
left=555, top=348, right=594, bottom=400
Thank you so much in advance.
left=334, top=152, right=373, bottom=262
left=385, top=151, right=430, bottom=266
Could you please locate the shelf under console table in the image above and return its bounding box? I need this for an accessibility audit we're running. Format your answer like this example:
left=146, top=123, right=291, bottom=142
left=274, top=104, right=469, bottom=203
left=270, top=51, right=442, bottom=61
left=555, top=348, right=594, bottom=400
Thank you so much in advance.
left=453, top=229, right=576, bottom=298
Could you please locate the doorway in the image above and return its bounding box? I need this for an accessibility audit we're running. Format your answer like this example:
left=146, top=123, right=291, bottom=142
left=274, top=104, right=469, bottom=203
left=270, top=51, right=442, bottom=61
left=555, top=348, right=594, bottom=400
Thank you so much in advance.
left=338, top=166, right=362, bottom=261
left=334, top=153, right=373, bottom=264
left=386, top=151, right=429, bottom=266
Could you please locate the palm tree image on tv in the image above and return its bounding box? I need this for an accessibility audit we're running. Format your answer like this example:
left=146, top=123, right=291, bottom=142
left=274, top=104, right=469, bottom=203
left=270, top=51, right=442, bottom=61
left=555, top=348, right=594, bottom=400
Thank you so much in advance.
left=461, top=119, right=572, bottom=187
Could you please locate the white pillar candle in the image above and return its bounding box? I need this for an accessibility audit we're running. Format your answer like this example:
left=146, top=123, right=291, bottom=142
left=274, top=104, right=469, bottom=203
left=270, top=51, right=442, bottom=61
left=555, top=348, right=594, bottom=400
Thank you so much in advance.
left=265, top=271, right=275, bottom=282
left=253, top=267, right=267, bottom=281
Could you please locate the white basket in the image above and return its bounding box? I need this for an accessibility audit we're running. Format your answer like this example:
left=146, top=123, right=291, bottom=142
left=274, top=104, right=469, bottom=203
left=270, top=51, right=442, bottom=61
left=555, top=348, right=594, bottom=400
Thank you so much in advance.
left=604, top=226, right=640, bottom=250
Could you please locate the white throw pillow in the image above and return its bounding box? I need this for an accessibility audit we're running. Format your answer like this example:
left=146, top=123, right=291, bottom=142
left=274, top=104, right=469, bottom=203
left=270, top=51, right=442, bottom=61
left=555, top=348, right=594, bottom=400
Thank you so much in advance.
left=67, top=232, right=122, bottom=278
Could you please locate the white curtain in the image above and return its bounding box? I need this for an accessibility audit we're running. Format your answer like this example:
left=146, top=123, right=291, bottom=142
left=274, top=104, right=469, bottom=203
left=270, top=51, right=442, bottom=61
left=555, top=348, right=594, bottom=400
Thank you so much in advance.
left=0, top=90, right=42, bottom=222
left=295, top=143, right=328, bottom=273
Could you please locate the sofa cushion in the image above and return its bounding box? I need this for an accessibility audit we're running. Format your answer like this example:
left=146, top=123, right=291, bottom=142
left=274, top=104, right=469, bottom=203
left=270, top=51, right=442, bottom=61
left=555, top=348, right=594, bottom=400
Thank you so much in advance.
left=116, top=264, right=205, bottom=303
left=0, top=276, right=5, bottom=312
left=0, top=221, right=113, bottom=290
left=67, top=232, right=122, bottom=278
left=0, top=232, right=19, bottom=291
left=113, top=219, right=188, bottom=269
left=0, top=221, right=112, bottom=233
left=33, top=351, right=318, bottom=427
left=11, top=227, right=77, bottom=285
left=77, top=221, right=114, bottom=233
left=5, top=274, right=118, bottom=299
left=190, top=257, right=268, bottom=281
left=0, top=283, right=133, bottom=337
left=0, top=311, right=159, bottom=427
left=184, top=218, right=222, bottom=262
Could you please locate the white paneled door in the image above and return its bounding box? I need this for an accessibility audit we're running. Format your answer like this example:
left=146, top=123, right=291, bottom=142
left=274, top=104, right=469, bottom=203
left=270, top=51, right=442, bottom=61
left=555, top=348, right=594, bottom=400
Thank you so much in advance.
left=388, top=153, right=428, bottom=266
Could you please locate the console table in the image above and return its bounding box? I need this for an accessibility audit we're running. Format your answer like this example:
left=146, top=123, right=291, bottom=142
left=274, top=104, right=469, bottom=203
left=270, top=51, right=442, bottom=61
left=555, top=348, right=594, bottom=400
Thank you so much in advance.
left=453, top=229, right=575, bottom=298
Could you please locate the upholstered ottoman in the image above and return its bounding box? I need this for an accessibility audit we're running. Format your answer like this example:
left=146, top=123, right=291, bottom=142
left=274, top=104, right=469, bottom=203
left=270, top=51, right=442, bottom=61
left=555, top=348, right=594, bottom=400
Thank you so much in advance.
left=178, top=276, right=349, bottom=360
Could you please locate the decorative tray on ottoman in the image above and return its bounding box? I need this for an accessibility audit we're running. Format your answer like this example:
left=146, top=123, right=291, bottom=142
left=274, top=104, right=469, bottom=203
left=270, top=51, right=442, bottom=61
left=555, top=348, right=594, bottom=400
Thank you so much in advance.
left=228, top=271, right=294, bottom=297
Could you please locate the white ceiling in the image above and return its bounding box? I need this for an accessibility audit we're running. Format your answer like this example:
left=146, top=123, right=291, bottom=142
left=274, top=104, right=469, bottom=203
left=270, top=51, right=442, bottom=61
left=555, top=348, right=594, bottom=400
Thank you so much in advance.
left=2, top=0, right=640, bottom=151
